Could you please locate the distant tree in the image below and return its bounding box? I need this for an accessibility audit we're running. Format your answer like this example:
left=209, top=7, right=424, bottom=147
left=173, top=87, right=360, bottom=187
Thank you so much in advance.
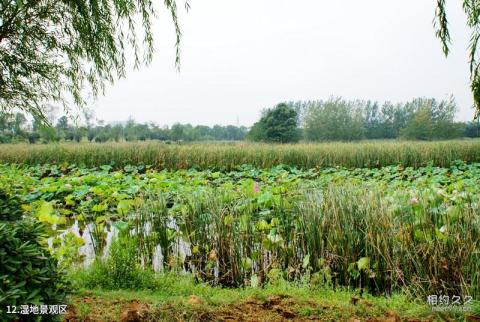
left=246, top=121, right=267, bottom=142
left=27, top=132, right=41, bottom=144
left=248, top=103, right=300, bottom=143
left=0, top=112, right=28, bottom=141
left=212, top=125, right=227, bottom=140
left=73, top=127, right=86, bottom=143
left=0, top=113, right=7, bottom=131
left=87, top=129, right=96, bottom=142
left=194, top=125, right=212, bottom=140
left=83, top=109, right=95, bottom=130
left=134, top=123, right=150, bottom=141
left=125, top=118, right=137, bottom=141
left=149, top=124, right=170, bottom=141
left=225, top=125, right=247, bottom=140
left=94, top=133, right=109, bottom=143
left=181, top=124, right=195, bottom=141
left=38, top=126, right=58, bottom=143
left=56, top=116, right=69, bottom=131
left=465, top=120, right=480, bottom=138
left=2, top=96, right=469, bottom=145
left=363, top=101, right=383, bottom=139
left=400, top=97, right=463, bottom=140
left=400, top=106, right=434, bottom=140
left=55, top=116, right=69, bottom=140
left=288, top=101, right=310, bottom=126
left=110, top=125, right=124, bottom=142
left=303, top=98, right=364, bottom=141
left=430, top=97, right=464, bottom=139
left=13, top=113, right=27, bottom=137
left=171, top=123, right=185, bottom=141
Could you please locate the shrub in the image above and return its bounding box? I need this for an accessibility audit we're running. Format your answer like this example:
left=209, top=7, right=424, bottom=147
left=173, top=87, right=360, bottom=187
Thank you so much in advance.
left=0, top=220, right=68, bottom=321
left=0, top=190, right=68, bottom=321
left=72, top=235, right=156, bottom=290
left=0, top=190, right=23, bottom=221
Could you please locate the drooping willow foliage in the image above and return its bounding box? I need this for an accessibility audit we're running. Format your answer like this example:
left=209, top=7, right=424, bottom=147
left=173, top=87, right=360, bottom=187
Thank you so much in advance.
left=435, top=0, right=480, bottom=117
left=0, top=0, right=188, bottom=122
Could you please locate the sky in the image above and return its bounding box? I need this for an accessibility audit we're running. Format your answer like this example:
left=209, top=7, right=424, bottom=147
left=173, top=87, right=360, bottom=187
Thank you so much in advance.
left=93, top=0, right=474, bottom=126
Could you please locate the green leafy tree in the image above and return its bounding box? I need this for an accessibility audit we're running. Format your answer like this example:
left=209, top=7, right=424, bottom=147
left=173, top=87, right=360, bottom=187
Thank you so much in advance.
left=246, top=121, right=267, bottom=142
left=56, top=116, right=69, bottom=131
left=87, top=128, right=96, bottom=142
left=430, top=96, right=464, bottom=139
left=303, top=98, right=364, bottom=141
left=225, top=125, right=247, bottom=140
left=181, top=124, right=195, bottom=141
left=125, top=118, right=137, bottom=141
left=248, top=103, right=300, bottom=143
left=212, top=125, right=227, bottom=140
left=194, top=125, right=212, bottom=140
left=170, top=123, right=185, bottom=141
left=74, top=126, right=87, bottom=142
left=149, top=123, right=170, bottom=140
left=26, top=132, right=40, bottom=144
left=465, top=120, right=480, bottom=137
left=110, top=124, right=124, bottom=142
left=13, top=113, right=27, bottom=137
left=0, top=112, right=27, bottom=142
left=363, top=101, right=383, bottom=139
left=55, top=116, right=69, bottom=140
left=400, top=106, right=434, bottom=140
left=0, top=0, right=186, bottom=121
left=134, top=123, right=150, bottom=141
left=400, top=97, right=463, bottom=140
left=39, top=126, right=59, bottom=143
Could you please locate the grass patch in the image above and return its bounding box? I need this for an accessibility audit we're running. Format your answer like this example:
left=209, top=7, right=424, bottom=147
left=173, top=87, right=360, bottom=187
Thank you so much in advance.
left=67, top=273, right=476, bottom=321
left=2, top=140, right=480, bottom=169
left=68, top=235, right=157, bottom=290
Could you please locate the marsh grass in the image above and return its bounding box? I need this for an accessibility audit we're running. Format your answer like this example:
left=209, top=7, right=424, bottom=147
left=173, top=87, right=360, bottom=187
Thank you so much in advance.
left=2, top=140, right=480, bottom=169
left=298, top=186, right=480, bottom=297
left=112, top=183, right=480, bottom=297
left=71, top=234, right=157, bottom=290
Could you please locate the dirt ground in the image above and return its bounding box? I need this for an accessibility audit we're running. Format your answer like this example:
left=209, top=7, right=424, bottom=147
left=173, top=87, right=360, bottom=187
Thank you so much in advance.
left=62, top=293, right=474, bottom=322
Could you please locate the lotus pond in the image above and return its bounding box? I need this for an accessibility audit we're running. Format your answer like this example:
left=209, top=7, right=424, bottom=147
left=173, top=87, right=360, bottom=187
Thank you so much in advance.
left=1, top=161, right=479, bottom=299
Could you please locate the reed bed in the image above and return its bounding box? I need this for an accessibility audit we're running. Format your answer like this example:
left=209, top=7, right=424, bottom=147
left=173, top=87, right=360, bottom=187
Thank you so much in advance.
left=122, top=184, right=480, bottom=298
left=1, top=140, right=480, bottom=169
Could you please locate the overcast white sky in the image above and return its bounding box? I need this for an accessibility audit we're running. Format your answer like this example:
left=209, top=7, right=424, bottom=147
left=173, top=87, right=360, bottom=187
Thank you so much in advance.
left=93, top=0, right=474, bottom=126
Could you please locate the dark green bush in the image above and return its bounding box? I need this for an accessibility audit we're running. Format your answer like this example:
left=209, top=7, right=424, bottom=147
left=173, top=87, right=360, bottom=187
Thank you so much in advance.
left=0, top=191, right=68, bottom=321
left=0, top=220, right=68, bottom=321
left=0, top=190, right=23, bottom=222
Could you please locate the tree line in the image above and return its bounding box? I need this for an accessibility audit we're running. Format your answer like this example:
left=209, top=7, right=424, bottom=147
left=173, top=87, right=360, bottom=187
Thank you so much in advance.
left=1, top=96, right=480, bottom=144
left=0, top=114, right=247, bottom=144
left=248, top=97, right=480, bottom=142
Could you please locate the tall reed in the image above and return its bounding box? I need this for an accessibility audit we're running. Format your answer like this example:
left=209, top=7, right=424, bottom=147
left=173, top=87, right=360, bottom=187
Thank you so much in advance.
left=2, top=140, right=480, bottom=169
left=120, top=183, right=480, bottom=297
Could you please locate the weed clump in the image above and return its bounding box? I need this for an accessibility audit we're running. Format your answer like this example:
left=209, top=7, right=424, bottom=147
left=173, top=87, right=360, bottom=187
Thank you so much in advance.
left=72, top=235, right=156, bottom=290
